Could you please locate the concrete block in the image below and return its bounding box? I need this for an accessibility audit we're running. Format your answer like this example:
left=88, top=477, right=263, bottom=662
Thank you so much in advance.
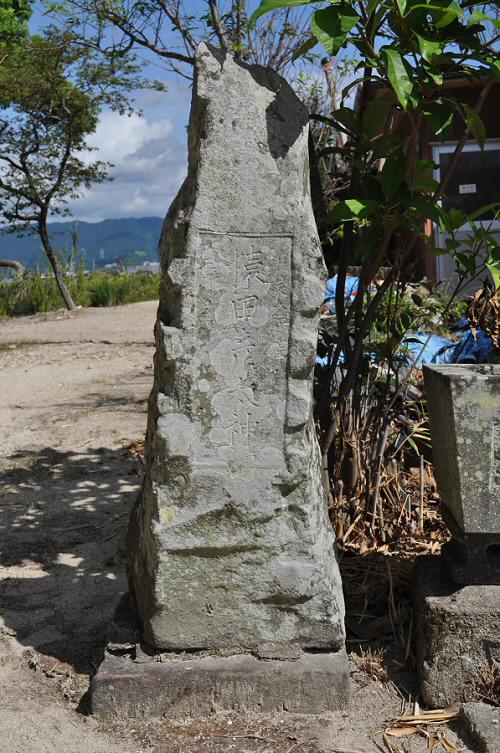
left=414, top=557, right=500, bottom=707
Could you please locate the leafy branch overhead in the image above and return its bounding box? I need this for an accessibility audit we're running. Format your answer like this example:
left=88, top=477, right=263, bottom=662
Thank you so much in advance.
left=43, top=1, right=315, bottom=77
left=252, top=0, right=500, bottom=281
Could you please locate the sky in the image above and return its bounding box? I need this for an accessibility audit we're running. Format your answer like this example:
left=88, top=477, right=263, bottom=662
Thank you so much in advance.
left=28, top=1, right=274, bottom=224
left=30, top=3, right=200, bottom=223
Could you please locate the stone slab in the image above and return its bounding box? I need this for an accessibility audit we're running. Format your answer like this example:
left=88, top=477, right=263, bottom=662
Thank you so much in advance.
left=423, top=365, right=500, bottom=527
left=414, top=556, right=500, bottom=707
left=462, top=703, right=499, bottom=753
left=91, top=648, right=351, bottom=718
left=424, top=364, right=500, bottom=585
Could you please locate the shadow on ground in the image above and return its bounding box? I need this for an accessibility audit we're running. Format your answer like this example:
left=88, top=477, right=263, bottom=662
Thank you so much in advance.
left=0, top=445, right=141, bottom=674
left=339, top=550, right=420, bottom=699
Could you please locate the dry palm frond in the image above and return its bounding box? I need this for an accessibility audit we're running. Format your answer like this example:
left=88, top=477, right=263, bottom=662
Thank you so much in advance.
left=384, top=706, right=461, bottom=738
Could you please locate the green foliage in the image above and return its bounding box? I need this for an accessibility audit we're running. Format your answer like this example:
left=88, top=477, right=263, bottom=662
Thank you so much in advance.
left=253, top=0, right=500, bottom=286
left=0, top=270, right=160, bottom=317
left=0, top=0, right=30, bottom=43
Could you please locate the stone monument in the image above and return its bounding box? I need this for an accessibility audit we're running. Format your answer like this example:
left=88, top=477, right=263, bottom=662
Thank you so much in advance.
left=92, top=44, right=350, bottom=717
left=415, top=364, right=499, bottom=707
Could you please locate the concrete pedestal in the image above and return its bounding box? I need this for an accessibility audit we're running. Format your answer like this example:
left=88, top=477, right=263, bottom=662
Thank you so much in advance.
left=414, top=557, right=500, bottom=708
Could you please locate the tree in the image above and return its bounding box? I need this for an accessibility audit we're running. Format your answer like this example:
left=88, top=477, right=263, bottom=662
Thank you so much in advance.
left=45, top=0, right=312, bottom=77
left=0, top=0, right=30, bottom=44
left=254, top=0, right=500, bottom=539
left=0, top=31, right=148, bottom=309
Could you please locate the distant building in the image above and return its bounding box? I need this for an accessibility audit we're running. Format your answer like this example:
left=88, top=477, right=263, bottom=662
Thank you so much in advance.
left=126, top=261, right=160, bottom=274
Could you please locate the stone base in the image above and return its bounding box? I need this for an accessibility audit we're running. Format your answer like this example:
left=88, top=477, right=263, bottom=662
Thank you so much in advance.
left=414, top=556, right=500, bottom=708
left=91, top=648, right=351, bottom=718
left=91, top=594, right=351, bottom=717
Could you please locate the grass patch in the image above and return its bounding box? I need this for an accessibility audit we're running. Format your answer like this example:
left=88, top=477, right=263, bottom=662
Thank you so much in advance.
left=0, top=270, right=160, bottom=316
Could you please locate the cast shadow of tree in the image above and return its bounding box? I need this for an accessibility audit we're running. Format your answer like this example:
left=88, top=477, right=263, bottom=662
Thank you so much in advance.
left=0, top=445, right=141, bottom=675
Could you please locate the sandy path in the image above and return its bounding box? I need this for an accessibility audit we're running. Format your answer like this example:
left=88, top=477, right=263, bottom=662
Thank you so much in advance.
left=0, top=302, right=156, bottom=753
left=0, top=302, right=474, bottom=753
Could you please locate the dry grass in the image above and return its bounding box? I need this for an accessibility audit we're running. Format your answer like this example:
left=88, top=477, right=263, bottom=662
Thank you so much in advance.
left=470, top=665, right=500, bottom=707
left=352, top=647, right=390, bottom=683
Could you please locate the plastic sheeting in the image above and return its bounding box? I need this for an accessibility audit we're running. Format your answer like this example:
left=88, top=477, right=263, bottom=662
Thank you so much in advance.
left=317, top=277, right=493, bottom=368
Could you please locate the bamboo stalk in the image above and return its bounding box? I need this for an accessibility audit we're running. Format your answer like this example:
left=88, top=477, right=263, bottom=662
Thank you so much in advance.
left=419, top=455, right=425, bottom=533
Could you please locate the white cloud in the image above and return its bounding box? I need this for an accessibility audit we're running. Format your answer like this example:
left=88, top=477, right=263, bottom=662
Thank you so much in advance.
left=68, top=107, right=188, bottom=222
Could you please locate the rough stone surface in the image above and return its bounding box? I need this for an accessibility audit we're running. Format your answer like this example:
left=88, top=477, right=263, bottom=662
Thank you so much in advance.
left=423, top=364, right=500, bottom=584
left=414, top=556, right=500, bottom=707
left=91, top=648, right=351, bottom=718
left=127, top=44, right=346, bottom=659
left=462, top=703, right=500, bottom=753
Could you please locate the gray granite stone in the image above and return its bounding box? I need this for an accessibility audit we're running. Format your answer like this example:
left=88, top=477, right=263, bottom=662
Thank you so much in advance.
left=127, top=44, right=346, bottom=660
left=462, top=703, right=499, bottom=753
left=423, top=364, right=500, bottom=584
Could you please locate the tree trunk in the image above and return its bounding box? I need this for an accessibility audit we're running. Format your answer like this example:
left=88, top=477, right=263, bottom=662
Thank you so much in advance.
left=38, top=213, right=76, bottom=310
left=0, top=259, right=26, bottom=275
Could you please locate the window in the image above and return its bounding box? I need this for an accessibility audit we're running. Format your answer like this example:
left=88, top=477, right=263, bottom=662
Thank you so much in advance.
left=433, top=141, right=500, bottom=226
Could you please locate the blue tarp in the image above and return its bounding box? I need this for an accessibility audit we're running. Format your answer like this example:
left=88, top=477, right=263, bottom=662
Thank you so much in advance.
left=401, top=328, right=493, bottom=367
left=317, top=276, right=493, bottom=367
left=323, top=274, right=359, bottom=313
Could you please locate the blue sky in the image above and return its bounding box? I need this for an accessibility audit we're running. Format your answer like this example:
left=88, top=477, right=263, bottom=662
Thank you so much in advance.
left=30, top=2, right=198, bottom=222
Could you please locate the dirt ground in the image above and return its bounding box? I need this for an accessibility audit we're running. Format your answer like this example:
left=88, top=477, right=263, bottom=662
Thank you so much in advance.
left=0, top=302, right=476, bottom=753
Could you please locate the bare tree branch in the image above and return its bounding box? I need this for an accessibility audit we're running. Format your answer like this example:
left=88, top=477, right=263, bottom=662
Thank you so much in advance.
left=208, top=0, right=230, bottom=50
left=0, top=259, right=26, bottom=274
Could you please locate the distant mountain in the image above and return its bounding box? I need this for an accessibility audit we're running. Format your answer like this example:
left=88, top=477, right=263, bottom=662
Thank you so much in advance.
left=0, top=217, right=164, bottom=269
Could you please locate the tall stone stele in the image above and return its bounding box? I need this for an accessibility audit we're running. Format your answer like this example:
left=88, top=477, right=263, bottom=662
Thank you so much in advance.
left=93, top=44, right=350, bottom=716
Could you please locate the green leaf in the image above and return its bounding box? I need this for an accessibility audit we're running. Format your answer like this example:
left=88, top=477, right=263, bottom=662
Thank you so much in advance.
left=406, top=197, right=443, bottom=225
left=412, top=159, right=439, bottom=193
left=428, top=247, right=448, bottom=256
left=396, top=0, right=408, bottom=14
left=361, top=96, right=394, bottom=140
left=446, top=208, right=467, bottom=231
left=383, top=48, right=413, bottom=109
left=455, top=252, right=475, bottom=272
left=462, top=104, right=486, bottom=149
left=473, top=10, right=500, bottom=28
left=416, top=34, right=441, bottom=63
left=331, top=106, right=359, bottom=135
left=312, top=4, right=359, bottom=56
left=327, top=198, right=379, bottom=224
left=422, top=100, right=455, bottom=136
left=380, top=149, right=406, bottom=200
left=467, top=202, right=500, bottom=222
left=250, top=0, right=314, bottom=25
left=486, top=261, right=500, bottom=289
left=291, top=35, right=317, bottom=61
left=406, top=2, right=464, bottom=28
left=489, top=59, right=500, bottom=81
